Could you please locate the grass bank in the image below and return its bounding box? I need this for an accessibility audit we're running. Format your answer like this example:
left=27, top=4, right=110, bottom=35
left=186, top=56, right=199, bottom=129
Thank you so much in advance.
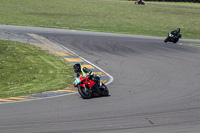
left=0, top=0, right=199, bottom=39
left=145, top=1, right=200, bottom=9
left=0, top=40, right=74, bottom=98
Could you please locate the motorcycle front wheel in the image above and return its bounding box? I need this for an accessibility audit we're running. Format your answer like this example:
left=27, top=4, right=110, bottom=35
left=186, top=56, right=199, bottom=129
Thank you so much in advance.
left=164, top=37, right=169, bottom=43
left=78, top=86, right=92, bottom=99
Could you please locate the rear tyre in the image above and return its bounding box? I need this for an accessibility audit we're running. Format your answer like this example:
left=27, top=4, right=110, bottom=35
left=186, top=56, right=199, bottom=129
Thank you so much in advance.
left=173, top=38, right=179, bottom=43
left=78, top=86, right=92, bottom=99
left=100, top=83, right=109, bottom=96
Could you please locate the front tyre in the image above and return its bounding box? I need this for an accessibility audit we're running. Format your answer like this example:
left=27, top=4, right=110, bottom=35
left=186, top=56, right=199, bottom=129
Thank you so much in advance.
left=173, top=38, right=179, bottom=43
left=164, top=38, right=168, bottom=43
left=78, top=86, right=92, bottom=99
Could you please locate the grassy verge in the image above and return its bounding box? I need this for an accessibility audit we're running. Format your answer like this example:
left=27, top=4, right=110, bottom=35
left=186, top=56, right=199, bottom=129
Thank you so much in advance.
left=0, top=40, right=74, bottom=98
left=183, top=43, right=200, bottom=46
left=101, top=0, right=200, bottom=8
left=0, top=0, right=199, bottom=39
left=145, top=1, right=200, bottom=9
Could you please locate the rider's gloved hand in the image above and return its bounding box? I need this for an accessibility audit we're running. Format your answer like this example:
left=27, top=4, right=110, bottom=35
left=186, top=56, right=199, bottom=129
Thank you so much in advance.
left=86, top=71, right=93, bottom=78
left=85, top=73, right=90, bottom=77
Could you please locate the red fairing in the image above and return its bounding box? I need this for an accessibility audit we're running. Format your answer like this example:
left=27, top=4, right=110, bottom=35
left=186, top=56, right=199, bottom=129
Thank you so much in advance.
left=73, top=76, right=84, bottom=87
left=83, top=77, right=96, bottom=88
left=73, top=83, right=76, bottom=87
left=79, top=84, right=85, bottom=87
left=73, top=76, right=96, bottom=88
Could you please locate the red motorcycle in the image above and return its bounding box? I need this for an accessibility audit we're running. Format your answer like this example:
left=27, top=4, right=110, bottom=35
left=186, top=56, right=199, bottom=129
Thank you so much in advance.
left=135, top=0, right=145, bottom=5
left=73, top=75, right=109, bottom=99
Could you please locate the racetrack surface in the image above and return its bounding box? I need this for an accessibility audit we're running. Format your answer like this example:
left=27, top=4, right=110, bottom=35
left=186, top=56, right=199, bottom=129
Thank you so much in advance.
left=0, top=25, right=200, bottom=133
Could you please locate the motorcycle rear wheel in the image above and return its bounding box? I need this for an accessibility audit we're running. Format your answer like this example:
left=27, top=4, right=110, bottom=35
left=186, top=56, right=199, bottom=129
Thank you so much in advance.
left=78, top=86, right=92, bottom=99
left=173, top=38, right=179, bottom=43
left=100, top=83, right=109, bottom=96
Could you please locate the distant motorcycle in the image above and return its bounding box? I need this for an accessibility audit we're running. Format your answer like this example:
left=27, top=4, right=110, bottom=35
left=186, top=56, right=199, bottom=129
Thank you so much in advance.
left=135, top=0, right=145, bottom=5
left=164, top=33, right=180, bottom=43
left=73, top=75, right=109, bottom=99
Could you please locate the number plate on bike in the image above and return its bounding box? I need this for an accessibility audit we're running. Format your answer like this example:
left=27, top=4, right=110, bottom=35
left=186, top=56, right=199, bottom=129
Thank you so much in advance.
left=73, top=78, right=81, bottom=86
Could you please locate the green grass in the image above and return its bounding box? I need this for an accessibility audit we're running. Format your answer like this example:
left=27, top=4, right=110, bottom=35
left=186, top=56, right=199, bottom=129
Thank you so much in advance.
left=183, top=43, right=200, bottom=46
left=0, top=40, right=74, bottom=98
left=145, top=1, right=200, bottom=9
left=0, top=0, right=199, bottom=39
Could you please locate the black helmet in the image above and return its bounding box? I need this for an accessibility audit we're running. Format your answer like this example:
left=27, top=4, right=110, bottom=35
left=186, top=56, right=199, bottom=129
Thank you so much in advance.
left=176, top=28, right=180, bottom=33
left=73, top=63, right=81, bottom=73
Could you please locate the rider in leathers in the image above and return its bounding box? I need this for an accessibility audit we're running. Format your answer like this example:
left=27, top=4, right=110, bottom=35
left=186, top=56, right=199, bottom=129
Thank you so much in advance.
left=73, top=63, right=100, bottom=94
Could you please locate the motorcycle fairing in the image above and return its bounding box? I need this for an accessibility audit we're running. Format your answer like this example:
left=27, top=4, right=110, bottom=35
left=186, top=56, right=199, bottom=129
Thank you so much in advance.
left=73, top=76, right=96, bottom=88
left=83, top=79, right=96, bottom=88
left=73, top=78, right=81, bottom=87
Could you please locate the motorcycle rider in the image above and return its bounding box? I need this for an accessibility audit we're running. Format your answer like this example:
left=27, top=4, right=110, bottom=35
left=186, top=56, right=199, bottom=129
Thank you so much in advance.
left=165, top=28, right=182, bottom=42
left=170, top=28, right=181, bottom=38
left=73, top=63, right=101, bottom=94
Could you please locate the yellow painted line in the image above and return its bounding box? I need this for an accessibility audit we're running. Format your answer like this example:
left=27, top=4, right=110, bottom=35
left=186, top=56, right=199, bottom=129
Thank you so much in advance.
left=51, top=89, right=77, bottom=93
left=58, top=52, right=74, bottom=56
left=100, top=80, right=107, bottom=83
left=81, top=65, right=94, bottom=69
left=0, top=97, right=37, bottom=102
left=0, top=99, right=15, bottom=102
left=61, top=90, right=77, bottom=93
left=8, top=97, right=30, bottom=100
left=65, top=58, right=84, bottom=62
left=93, top=72, right=106, bottom=76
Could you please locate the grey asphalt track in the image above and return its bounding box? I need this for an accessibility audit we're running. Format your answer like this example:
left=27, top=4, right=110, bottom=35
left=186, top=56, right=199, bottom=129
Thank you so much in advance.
left=0, top=25, right=200, bottom=133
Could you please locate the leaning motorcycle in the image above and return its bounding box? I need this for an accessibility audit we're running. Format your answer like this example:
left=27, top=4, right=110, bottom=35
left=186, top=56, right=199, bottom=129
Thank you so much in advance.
left=164, top=33, right=180, bottom=43
left=135, top=2, right=145, bottom=5
left=135, top=0, right=145, bottom=5
left=73, top=75, right=109, bottom=99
